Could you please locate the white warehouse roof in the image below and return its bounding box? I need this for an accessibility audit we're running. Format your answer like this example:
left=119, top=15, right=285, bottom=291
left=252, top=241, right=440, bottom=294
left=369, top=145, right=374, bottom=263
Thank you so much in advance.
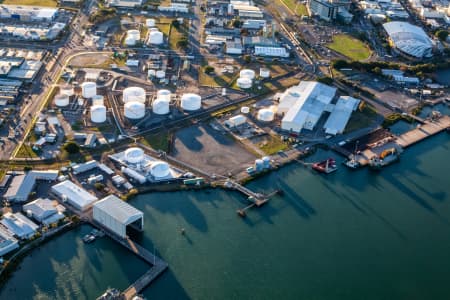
left=383, top=21, right=433, bottom=58
left=1, top=212, right=38, bottom=240
left=93, top=195, right=143, bottom=238
left=281, top=81, right=337, bottom=132
left=323, top=96, right=360, bottom=135
left=0, top=226, right=19, bottom=256
left=52, top=180, right=98, bottom=211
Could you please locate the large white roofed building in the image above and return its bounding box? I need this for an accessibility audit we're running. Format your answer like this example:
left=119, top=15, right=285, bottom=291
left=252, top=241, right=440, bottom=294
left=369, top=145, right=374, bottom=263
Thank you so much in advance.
left=280, top=81, right=337, bottom=132
left=1, top=212, right=38, bottom=240
left=107, top=0, right=142, bottom=7
left=93, top=195, right=143, bottom=238
left=323, top=96, right=360, bottom=135
left=0, top=227, right=19, bottom=256
left=52, top=180, right=98, bottom=211
left=383, top=21, right=433, bottom=59
left=23, top=198, right=65, bottom=225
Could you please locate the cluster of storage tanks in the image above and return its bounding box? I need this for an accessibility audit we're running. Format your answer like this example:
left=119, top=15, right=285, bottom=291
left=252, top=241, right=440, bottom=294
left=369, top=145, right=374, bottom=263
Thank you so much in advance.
left=54, top=85, right=74, bottom=107
left=145, top=18, right=164, bottom=45
left=255, top=156, right=271, bottom=172
left=237, top=69, right=255, bottom=89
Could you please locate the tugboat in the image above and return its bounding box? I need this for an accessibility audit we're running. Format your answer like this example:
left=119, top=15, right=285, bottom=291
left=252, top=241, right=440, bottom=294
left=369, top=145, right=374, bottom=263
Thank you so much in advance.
left=96, top=288, right=122, bottom=300
left=344, top=156, right=360, bottom=169
left=369, top=148, right=399, bottom=170
left=312, top=158, right=338, bottom=174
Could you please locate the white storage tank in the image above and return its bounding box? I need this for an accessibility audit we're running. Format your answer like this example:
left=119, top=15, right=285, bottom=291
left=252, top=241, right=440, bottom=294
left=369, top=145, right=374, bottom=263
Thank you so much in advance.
left=241, top=106, right=250, bottom=114
left=81, top=82, right=97, bottom=98
left=150, top=161, right=170, bottom=178
left=152, top=99, right=170, bottom=115
left=148, top=30, right=164, bottom=45
left=92, top=95, right=104, bottom=106
left=124, top=147, right=144, bottom=164
left=54, top=93, right=69, bottom=107
left=123, top=87, right=146, bottom=103
left=255, top=159, right=264, bottom=171
left=60, top=85, right=74, bottom=96
left=181, top=93, right=202, bottom=111
left=257, top=108, right=275, bottom=122
left=125, top=29, right=140, bottom=46
left=91, top=105, right=107, bottom=123
left=262, top=156, right=271, bottom=168
left=260, top=68, right=270, bottom=78
left=124, top=101, right=146, bottom=119
left=237, top=77, right=252, bottom=89
left=155, top=70, right=166, bottom=79
left=240, top=69, right=255, bottom=80
left=157, top=89, right=171, bottom=102
left=146, top=18, right=156, bottom=27
left=121, top=167, right=146, bottom=184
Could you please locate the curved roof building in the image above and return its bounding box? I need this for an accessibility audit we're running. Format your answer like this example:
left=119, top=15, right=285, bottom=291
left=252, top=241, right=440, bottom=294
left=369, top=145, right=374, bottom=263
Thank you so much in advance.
left=383, top=22, right=433, bottom=59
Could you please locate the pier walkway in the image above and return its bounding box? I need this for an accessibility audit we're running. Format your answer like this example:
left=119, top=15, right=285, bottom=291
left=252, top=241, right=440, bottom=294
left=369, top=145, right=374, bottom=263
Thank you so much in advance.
left=396, top=115, right=450, bottom=148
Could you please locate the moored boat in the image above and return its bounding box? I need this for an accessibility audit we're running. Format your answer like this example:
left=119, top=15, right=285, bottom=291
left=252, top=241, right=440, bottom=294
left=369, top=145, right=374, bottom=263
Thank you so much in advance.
left=312, top=158, right=338, bottom=174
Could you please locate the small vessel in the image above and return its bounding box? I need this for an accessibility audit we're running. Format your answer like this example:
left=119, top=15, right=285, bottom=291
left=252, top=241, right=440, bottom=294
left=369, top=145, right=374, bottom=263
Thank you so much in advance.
left=83, top=234, right=96, bottom=244
left=312, top=158, right=338, bottom=174
left=369, top=148, right=399, bottom=169
left=344, top=156, right=360, bottom=169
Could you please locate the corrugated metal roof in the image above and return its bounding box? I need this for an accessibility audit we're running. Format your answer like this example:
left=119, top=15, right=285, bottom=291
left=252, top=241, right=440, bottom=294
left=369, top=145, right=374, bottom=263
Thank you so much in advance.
left=94, top=195, right=143, bottom=224
left=383, top=21, right=432, bottom=58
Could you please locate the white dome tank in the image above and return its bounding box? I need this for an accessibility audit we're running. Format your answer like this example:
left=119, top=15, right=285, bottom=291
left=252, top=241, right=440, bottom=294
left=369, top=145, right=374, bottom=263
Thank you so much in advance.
left=60, top=85, right=74, bottom=96
left=124, top=147, right=144, bottom=164
left=148, top=30, right=163, bottom=45
left=123, top=87, right=146, bottom=103
left=91, top=105, right=107, bottom=123
left=125, top=29, right=140, bottom=46
left=146, top=18, right=156, bottom=27
left=92, top=95, right=104, bottom=106
left=241, top=106, right=250, bottom=114
left=260, top=68, right=270, bottom=78
left=54, top=93, right=69, bottom=107
left=257, top=108, right=275, bottom=122
left=237, top=77, right=252, bottom=89
left=181, top=93, right=202, bottom=111
left=81, top=82, right=97, bottom=98
left=150, top=161, right=170, bottom=178
left=155, top=70, right=165, bottom=79
left=148, top=70, right=156, bottom=77
left=157, top=89, right=171, bottom=102
left=152, top=99, right=170, bottom=115
left=124, top=101, right=146, bottom=119
left=240, top=69, right=255, bottom=80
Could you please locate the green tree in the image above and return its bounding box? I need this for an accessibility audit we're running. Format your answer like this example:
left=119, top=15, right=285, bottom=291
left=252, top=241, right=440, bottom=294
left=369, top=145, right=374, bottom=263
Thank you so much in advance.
left=243, top=55, right=251, bottom=63
left=177, top=38, right=188, bottom=49
left=63, top=141, right=80, bottom=154
left=435, top=30, right=449, bottom=41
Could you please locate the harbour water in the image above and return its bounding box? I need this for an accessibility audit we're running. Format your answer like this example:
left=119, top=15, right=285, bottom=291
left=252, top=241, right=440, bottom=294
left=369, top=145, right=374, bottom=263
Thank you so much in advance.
left=1, top=133, right=450, bottom=299
left=435, top=69, right=450, bottom=85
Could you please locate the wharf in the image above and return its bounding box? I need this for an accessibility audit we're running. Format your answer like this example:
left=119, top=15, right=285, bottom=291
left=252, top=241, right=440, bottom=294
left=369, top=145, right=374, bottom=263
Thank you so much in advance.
left=395, top=115, right=450, bottom=148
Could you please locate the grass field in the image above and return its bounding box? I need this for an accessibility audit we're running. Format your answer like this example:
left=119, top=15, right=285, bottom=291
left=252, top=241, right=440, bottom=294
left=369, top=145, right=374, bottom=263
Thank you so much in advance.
left=279, top=0, right=309, bottom=16
left=140, top=132, right=172, bottom=152
left=258, top=135, right=288, bottom=155
left=344, top=101, right=378, bottom=133
left=1, top=0, right=57, bottom=6
left=168, top=21, right=188, bottom=50
left=327, top=34, right=371, bottom=61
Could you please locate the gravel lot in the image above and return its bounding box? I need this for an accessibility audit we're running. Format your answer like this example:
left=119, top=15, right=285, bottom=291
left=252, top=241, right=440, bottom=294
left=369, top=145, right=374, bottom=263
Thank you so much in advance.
left=172, top=123, right=256, bottom=176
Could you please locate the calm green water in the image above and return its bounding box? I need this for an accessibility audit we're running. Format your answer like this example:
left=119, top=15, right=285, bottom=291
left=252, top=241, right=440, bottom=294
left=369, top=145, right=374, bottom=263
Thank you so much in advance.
left=1, top=133, right=450, bottom=300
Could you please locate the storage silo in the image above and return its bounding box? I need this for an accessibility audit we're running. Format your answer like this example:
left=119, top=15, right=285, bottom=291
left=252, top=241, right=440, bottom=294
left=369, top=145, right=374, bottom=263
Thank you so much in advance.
left=125, top=29, right=140, bottom=46
left=257, top=108, right=275, bottom=122
left=260, top=68, right=270, bottom=78
left=60, top=85, right=74, bottom=97
left=241, top=106, right=250, bottom=114
left=237, top=77, right=252, bottom=89
left=148, top=30, right=164, bottom=45
left=91, top=105, right=107, bottom=123
left=262, top=156, right=271, bottom=168
left=180, top=93, right=202, bottom=111
left=157, top=89, right=171, bottom=102
left=152, top=99, right=170, bottom=115
left=81, top=82, right=97, bottom=98
left=150, top=161, right=170, bottom=178
left=124, top=147, right=145, bottom=164
left=92, top=95, right=104, bottom=106
left=240, top=69, right=255, bottom=80
left=146, top=18, right=156, bottom=27
left=54, top=93, right=70, bottom=107
left=123, top=87, right=146, bottom=103
left=255, top=159, right=264, bottom=172
left=124, top=101, right=146, bottom=119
